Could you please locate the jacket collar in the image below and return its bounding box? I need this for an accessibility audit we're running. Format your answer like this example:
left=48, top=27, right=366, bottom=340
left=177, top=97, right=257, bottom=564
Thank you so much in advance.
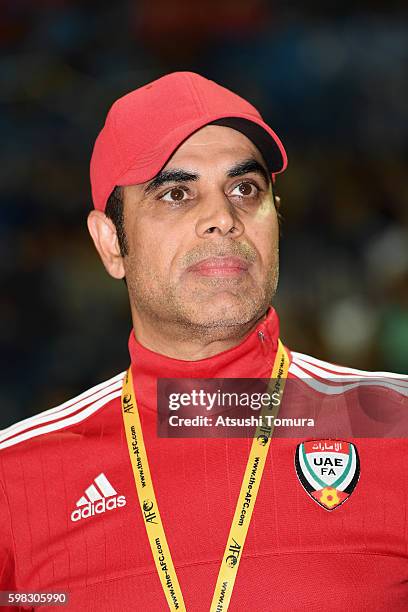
left=128, top=307, right=280, bottom=380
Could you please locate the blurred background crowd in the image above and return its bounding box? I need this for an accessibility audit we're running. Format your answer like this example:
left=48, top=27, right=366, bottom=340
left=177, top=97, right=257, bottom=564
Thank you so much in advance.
left=1, top=0, right=407, bottom=426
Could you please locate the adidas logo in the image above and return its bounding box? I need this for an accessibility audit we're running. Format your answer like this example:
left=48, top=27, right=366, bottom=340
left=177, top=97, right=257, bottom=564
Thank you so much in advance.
left=70, top=473, right=126, bottom=522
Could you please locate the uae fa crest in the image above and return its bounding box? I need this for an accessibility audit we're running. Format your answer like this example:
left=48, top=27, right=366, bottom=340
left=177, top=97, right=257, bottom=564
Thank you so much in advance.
left=295, top=440, right=360, bottom=510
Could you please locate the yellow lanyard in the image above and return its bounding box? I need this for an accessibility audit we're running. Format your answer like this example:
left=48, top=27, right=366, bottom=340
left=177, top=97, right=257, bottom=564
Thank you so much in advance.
left=121, top=339, right=289, bottom=611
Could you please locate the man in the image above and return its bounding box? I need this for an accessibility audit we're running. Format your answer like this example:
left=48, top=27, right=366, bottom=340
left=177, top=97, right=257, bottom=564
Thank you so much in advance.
left=0, top=72, right=407, bottom=611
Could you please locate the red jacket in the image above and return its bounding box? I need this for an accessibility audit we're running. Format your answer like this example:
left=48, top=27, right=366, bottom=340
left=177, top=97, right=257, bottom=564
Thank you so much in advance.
left=1, top=308, right=407, bottom=611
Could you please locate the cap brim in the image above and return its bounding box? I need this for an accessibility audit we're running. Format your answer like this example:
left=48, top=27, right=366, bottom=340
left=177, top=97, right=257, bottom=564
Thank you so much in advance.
left=209, top=117, right=286, bottom=175
left=115, top=111, right=287, bottom=190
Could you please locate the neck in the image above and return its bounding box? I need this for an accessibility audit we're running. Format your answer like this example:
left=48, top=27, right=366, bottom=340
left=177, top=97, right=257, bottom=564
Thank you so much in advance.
left=130, top=308, right=268, bottom=360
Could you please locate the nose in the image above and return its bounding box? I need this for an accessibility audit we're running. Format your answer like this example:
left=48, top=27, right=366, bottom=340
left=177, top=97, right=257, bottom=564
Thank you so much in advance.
left=195, top=192, right=244, bottom=238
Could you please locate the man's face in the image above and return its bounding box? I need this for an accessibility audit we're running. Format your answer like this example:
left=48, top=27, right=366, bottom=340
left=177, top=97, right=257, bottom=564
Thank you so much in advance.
left=122, top=125, right=279, bottom=333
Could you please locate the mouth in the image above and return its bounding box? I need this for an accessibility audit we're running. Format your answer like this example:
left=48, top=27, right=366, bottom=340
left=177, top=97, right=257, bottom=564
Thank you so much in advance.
left=186, top=256, right=249, bottom=278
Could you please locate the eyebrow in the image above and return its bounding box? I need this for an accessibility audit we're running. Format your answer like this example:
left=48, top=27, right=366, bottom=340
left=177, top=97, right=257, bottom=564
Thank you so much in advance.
left=226, top=158, right=270, bottom=185
left=143, top=157, right=270, bottom=196
left=144, top=169, right=199, bottom=195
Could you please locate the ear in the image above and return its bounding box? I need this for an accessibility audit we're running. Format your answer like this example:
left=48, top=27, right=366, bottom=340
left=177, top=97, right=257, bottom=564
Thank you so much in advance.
left=87, top=210, right=125, bottom=279
left=274, top=195, right=281, bottom=211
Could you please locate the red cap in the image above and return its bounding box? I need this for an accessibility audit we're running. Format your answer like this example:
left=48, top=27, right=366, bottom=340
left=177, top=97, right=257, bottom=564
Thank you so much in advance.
left=90, top=71, right=288, bottom=211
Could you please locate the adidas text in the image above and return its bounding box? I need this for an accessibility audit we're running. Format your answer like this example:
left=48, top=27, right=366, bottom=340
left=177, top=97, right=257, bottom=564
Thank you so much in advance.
left=71, top=495, right=126, bottom=522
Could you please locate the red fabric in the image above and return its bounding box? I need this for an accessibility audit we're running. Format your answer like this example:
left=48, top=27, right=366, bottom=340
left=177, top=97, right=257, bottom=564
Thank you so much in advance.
left=89, top=72, right=287, bottom=211
left=0, top=308, right=407, bottom=611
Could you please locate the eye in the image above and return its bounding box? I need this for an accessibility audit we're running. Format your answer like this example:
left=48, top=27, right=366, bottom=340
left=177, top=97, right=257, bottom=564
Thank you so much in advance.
left=161, top=187, right=189, bottom=202
left=230, top=181, right=259, bottom=198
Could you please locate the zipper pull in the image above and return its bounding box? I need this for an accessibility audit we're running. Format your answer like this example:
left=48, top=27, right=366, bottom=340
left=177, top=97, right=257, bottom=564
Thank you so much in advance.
left=257, top=330, right=269, bottom=357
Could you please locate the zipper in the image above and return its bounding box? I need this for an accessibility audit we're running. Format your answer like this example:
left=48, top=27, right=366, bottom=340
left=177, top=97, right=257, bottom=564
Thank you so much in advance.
left=257, top=330, right=270, bottom=358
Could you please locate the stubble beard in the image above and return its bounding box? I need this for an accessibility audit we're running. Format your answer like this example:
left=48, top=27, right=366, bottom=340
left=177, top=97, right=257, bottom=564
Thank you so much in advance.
left=125, top=253, right=279, bottom=343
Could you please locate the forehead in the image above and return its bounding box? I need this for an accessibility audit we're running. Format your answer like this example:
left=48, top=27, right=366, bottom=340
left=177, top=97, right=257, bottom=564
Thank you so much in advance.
left=163, top=125, right=265, bottom=169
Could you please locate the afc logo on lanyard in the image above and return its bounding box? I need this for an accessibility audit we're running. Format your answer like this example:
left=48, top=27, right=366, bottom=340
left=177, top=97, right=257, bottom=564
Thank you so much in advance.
left=295, top=440, right=360, bottom=510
